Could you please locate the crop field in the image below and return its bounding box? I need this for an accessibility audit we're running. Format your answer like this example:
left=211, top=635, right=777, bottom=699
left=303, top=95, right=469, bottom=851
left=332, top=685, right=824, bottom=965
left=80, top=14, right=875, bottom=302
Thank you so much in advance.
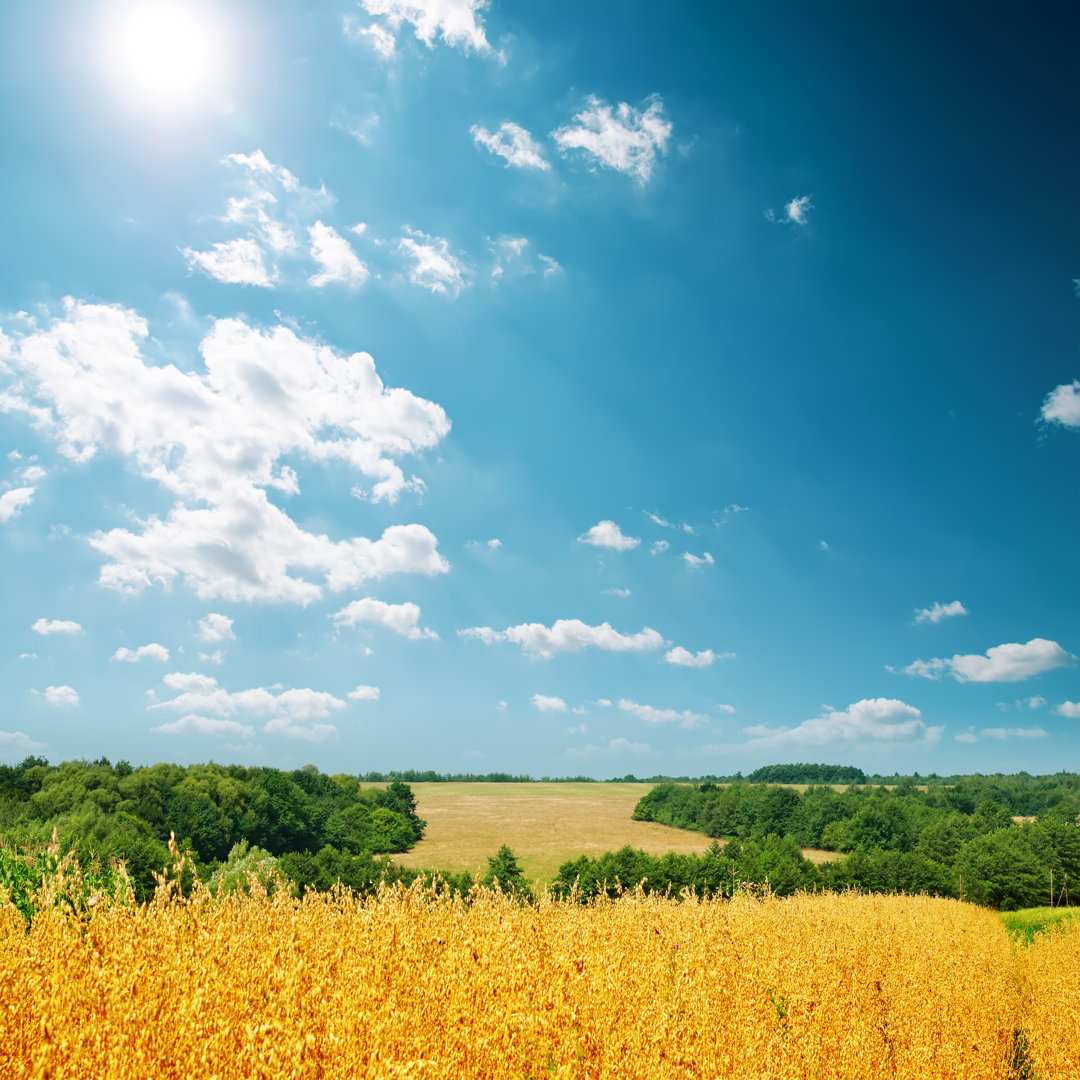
left=388, top=782, right=716, bottom=883
left=6, top=878, right=1079, bottom=1080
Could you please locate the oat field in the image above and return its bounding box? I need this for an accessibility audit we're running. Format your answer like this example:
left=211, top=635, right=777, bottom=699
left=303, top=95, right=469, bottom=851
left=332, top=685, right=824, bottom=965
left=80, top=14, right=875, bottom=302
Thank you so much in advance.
left=6, top=874, right=1079, bottom=1079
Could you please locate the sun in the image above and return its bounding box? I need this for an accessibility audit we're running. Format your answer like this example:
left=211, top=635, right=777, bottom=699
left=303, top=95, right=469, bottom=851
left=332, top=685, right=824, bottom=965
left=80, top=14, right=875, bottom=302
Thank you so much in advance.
left=101, top=0, right=227, bottom=114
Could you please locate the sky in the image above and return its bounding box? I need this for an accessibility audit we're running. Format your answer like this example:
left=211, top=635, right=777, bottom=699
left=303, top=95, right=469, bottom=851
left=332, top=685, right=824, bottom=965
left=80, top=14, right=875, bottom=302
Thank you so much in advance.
left=0, top=0, right=1077, bottom=778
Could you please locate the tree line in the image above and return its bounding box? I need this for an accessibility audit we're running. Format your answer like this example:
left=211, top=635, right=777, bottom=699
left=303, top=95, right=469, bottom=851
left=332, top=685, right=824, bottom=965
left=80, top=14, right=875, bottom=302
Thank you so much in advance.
left=623, top=775, right=1080, bottom=909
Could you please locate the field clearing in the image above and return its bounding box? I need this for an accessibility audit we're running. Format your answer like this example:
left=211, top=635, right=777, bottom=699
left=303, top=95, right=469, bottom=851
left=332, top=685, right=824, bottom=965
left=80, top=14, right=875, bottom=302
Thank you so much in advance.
left=7, top=884, right=1078, bottom=1079
left=387, top=782, right=713, bottom=883
left=387, top=782, right=845, bottom=883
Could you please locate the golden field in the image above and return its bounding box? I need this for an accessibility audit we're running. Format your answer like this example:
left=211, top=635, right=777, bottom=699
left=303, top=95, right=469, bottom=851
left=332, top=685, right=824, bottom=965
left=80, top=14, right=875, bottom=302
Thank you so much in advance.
left=6, top=875, right=1080, bottom=1080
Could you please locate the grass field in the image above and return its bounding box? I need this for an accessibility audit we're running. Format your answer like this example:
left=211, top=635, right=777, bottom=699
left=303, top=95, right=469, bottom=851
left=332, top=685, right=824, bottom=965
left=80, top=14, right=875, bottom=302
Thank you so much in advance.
left=387, top=782, right=844, bottom=884
left=389, top=782, right=713, bottom=883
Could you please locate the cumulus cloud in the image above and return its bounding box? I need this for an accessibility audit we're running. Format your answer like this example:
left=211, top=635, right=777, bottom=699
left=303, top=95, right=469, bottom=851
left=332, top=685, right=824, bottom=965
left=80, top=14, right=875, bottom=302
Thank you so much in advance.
left=683, top=551, right=714, bottom=568
left=650, top=540, right=669, bottom=555
left=197, top=614, right=235, bottom=642
left=357, top=0, right=493, bottom=54
left=578, top=520, right=640, bottom=551
left=552, top=96, right=672, bottom=184
left=0, top=486, right=35, bottom=522
left=617, top=698, right=709, bottom=730
left=2, top=302, right=450, bottom=603
left=531, top=694, right=567, bottom=713
left=44, top=685, right=80, bottom=707
left=471, top=122, right=549, bottom=170
left=331, top=597, right=437, bottom=640
left=151, top=673, right=347, bottom=743
left=567, top=737, right=652, bottom=758
left=0, top=730, right=47, bottom=753
left=399, top=228, right=470, bottom=296
left=1055, top=701, right=1080, bottom=718
left=743, top=698, right=941, bottom=748
left=32, top=618, right=82, bottom=636
left=459, top=618, right=664, bottom=659
left=307, top=222, right=369, bottom=288
left=914, top=600, right=968, bottom=624
left=113, top=643, right=170, bottom=663
left=766, top=195, right=813, bottom=226
left=151, top=713, right=255, bottom=738
left=347, top=684, right=380, bottom=701
left=181, top=238, right=275, bottom=287
left=1040, top=380, right=1080, bottom=428
left=664, top=647, right=734, bottom=668
left=903, top=639, right=1075, bottom=683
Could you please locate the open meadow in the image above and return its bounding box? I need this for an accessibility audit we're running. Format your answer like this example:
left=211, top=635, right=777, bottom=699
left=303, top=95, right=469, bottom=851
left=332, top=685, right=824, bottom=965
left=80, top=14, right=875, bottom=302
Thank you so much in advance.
left=385, top=782, right=841, bottom=883
left=7, top=879, right=1080, bottom=1080
left=386, top=782, right=714, bottom=883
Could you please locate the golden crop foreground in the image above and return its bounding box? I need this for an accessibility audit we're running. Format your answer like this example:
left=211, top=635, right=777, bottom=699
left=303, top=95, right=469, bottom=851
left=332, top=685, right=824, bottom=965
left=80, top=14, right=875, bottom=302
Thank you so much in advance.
left=3, top=881, right=1077, bottom=1080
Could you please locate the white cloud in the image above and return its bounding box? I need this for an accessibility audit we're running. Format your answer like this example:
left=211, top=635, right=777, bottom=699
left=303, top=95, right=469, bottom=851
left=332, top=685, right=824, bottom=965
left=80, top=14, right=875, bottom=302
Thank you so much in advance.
left=347, top=684, right=380, bottom=701
left=151, top=713, right=255, bottom=738
left=32, top=618, right=82, bottom=636
left=151, top=672, right=347, bottom=742
left=650, top=540, right=669, bottom=555
left=2, top=302, right=450, bottom=603
left=955, top=729, right=978, bottom=744
left=552, top=96, right=672, bottom=184
left=399, top=228, right=470, bottom=296
left=307, top=222, right=369, bottom=288
left=496, top=699, right=507, bottom=711
left=603, top=587, right=631, bottom=598
left=683, top=551, right=714, bottom=568
left=1040, top=380, right=1080, bottom=428
left=914, top=600, right=968, bottom=624
left=0, top=486, right=35, bottom=522
left=743, top=698, right=941, bottom=748
left=617, top=698, right=709, bottom=730
left=488, top=236, right=532, bottom=281
left=459, top=618, right=665, bottom=659
left=466, top=537, right=502, bottom=552
left=113, top=643, right=170, bottom=663
left=223, top=150, right=303, bottom=192
left=645, top=511, right=672, bottom=528
left=980, top=727, right=1048, bottom=740
left=344, top=19, right=397, bottom=58
left=538, top=255, right=562, bottom=278
left=596, top=699, right=612, bottom=707
left=331, top=597, right=437, bottom=640
left=818, top=540, right=829, bottom=551
left=44, top=685, right=80, bottom=707
left=19, top=653, right=37, bottom=661
left=487, top=538, right=502, bottom=549
left=567, top=737, right=652, bottom=758
left=766, top=195, right=813, bottom=226
left=199, top=650, right=224, bottom=665
left=1055, top=701, right=1080, bottom=718
left=471, top=122, right=549, bottom=170
left=359, top=0, right=492, bottom=54
left=723, top=504, right=749, bottom=514
left=664, top=647, right=734, bottom=668
left=531, top=694, right=567, bottom=713
left=566, top=723, right=587, bottom=736
left=332, top=111, right=381, bottom=146
left=578, top=520, right=640, bottom=551
left=1017, top=695, right=1047, bottom=710
left=904, top=639, right=1075, bottom=683
left=21, top=465, right=46, bottom=483
left=181, top=238, right=276, bottom=287
left=197, top=614, right=235, bottom=642
left=0, top=730, right=47, bottom=753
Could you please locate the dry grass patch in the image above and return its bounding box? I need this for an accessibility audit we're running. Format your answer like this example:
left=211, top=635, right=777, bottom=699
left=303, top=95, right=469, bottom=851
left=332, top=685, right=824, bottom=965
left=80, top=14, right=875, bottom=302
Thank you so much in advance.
left=389, top=782, right=713, bottom=884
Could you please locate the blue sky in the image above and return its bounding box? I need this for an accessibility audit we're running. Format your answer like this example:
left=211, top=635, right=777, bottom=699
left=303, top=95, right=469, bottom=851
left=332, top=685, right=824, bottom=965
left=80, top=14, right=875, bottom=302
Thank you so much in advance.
left=1, top=0, right=1077, bottom=777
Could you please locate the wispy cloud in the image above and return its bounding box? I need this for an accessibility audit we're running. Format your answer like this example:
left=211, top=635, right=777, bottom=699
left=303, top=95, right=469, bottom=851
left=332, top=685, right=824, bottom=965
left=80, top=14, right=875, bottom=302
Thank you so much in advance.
left=914, top=600, right=968, bottom=624
left=399, top=227, right=470, bottom=296
left=471, top=122, right=549, bottom=170
left=356, top=0, right=494, bottom=55
left=766, top=195, right=814, bottom=226
left=459, top=619, right=664, bottom=659
left=552, top=96, right=672, bottom=184
left=682, top=551, right=714, bottom=568
left=618, top=698, right=709, bottom=729
left=307, top=222, right=369, bottom=288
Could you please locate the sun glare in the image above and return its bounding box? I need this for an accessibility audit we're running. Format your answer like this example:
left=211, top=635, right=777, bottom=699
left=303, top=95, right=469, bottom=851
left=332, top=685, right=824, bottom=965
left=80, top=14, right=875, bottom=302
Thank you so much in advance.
left=101, top=1, right=227, bottom=114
